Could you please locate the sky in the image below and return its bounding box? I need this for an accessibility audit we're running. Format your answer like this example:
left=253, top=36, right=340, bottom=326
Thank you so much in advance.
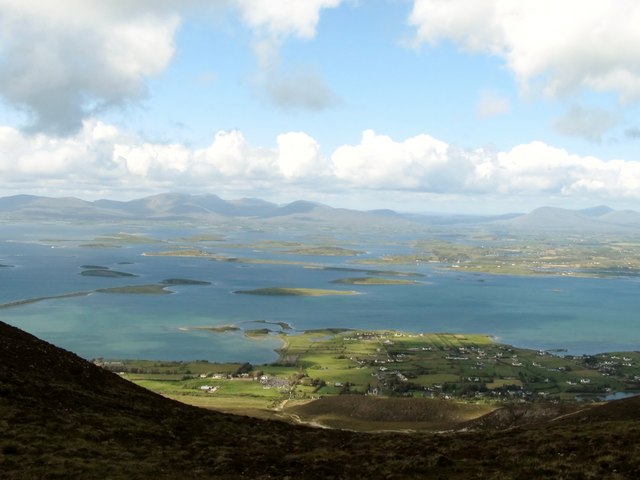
left=1, top=0, right=640, bottom=214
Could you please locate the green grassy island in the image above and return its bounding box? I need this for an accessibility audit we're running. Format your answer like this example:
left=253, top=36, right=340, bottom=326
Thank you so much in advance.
left=255, top=320, right=293, bottom=330
left=204, top=325, right=241, bottom=333
left=285, top=246, right=365, bottom=256
left=160, top=278, right=211, bottom=285
left=92, top=233, right=159, bottom=244
left=1, top=279, right=210, bottom=309
left=184, top=320, right=292, bottom=335
left=80, top=269, right=137, bottom=278
left=331, top=276, right=421, bottom=285
left=244, top=328, right=272, bottom=337
left=97, top=285, right=172, bottom=295
left=182, top=325, right=241, bottom=334
left=319, top=266, right=425, bottom=277
left=234, top=287, right=358, bottom=296
left=142, top=249, right=215, bottom=257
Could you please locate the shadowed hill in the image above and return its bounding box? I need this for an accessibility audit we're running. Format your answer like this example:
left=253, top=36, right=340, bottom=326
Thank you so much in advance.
left=0, top=321, right=355, bottom=479
left=1, top=320, right=640, bottom=479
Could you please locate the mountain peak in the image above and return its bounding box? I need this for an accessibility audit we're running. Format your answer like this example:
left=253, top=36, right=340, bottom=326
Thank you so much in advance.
left=579, top=205, right=614, bottom=217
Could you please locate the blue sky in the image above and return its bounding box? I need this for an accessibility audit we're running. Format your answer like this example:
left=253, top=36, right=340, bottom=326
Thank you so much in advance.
left=1, top=0, right=640, bottom=213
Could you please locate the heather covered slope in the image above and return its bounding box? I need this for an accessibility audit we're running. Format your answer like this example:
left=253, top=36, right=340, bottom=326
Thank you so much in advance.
left=1, top=320, right=640, bottom=479
left=0, top=320, right=357, bottom=479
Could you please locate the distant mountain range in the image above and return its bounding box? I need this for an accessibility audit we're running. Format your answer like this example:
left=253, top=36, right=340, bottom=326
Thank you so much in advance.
left=493, top=205, right=640, bottom=231
left=1, top=192, right=639, bottom=231
left=0, top=192, right=394, bottom=221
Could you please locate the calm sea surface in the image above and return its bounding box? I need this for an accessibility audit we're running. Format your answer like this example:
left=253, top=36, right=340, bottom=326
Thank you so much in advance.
left=1, top=223, right=639, bottom=362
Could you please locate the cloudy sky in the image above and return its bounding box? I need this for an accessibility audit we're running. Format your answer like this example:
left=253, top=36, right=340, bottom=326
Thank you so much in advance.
left=1, top=0, right=640, bottom=213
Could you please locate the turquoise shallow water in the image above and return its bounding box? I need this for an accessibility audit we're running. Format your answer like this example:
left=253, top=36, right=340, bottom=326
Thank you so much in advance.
left=1, top=224, right=639, bottom=362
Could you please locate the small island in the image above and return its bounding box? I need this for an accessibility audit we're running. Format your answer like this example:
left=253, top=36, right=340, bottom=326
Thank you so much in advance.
left=331, top=277, right=421, bottom=285
left=244, top=328, right=272, bottom=337
left=254, top=320, right=292, bottom=330
left=92, top=233, right=159, bottom=244
left=184, top=320, right=292, bottom=336
left=97, top=285, right=172, bottom=295
left=143, top=249, right=215, bottom=257
left=234, top=287, right=358, bottom=296
left=320, top=266, right=425, bottom=277
left=186, top=325, right=241, bottom=334
left=80, top=269, right=138, bottom=278
left=160, top=278, right=211, bottom=286
left=286, top=246, right=364, bottom=256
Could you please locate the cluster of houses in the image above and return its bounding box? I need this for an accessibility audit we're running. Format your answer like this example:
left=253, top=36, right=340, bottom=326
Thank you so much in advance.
left=199, top=385, right=218, bottom=394
left=195, top=373, right=291, bottom=394
left=258, top=375, right=290, bottom=389
left=193, top=333, right=638, bottom=401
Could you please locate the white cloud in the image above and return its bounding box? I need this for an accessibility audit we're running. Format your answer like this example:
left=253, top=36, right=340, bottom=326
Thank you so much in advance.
left=330, top=130, right=640, bottom=201
left=409, top=1, right=640, bottom=101
left=197, top=130, right=276, bottom=178
left=234, top=0, right=342, bottom=110
left=276, top=132, right=327, bottom=179
left=0, top=0, right=183, bottom=135
left=3, top=121, right=640, bottom=206
left=0, top=0, right=343, bottom=134
left=234, top=0, right=342, bottom=40
left=0, top=120, right=332, bottom=195
left=330, top=130, right=450, bottom=189
left=234, top=0, right=342, bottom=68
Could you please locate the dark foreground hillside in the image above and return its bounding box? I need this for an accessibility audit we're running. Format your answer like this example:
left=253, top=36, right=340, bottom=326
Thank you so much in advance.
left=1, top=320, right=639, bottom=479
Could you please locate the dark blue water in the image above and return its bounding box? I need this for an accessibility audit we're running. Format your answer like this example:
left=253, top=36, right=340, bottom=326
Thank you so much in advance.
left=1, top=224, right=639, bottom=362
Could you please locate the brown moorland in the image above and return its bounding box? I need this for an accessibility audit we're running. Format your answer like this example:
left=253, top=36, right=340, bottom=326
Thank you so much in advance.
left=1, top=320, right=639, bottom=479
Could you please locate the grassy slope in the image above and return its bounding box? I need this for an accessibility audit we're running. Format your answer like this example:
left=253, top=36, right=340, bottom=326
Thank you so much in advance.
left=286, top=396, right=493, bottom=431
left=2, top=320, right=640, bottom=479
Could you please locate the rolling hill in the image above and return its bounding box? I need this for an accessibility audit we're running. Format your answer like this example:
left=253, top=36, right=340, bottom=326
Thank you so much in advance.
left=495, top=205, right=640, bottom=232
left=1, top=319, right=639, bottom=479
left=0, top=193, right=419, bottom=230
left=3, top=193, right=640, bottom=232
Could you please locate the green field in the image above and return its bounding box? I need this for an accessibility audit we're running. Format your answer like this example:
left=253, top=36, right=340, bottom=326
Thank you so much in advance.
left=103, top=329, right=640, bottom=429
left=357, top=236, right=640, bottom=278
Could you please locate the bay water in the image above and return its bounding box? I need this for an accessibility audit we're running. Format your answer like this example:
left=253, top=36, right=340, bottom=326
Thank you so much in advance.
left=1, top=223, right=638, bottom=363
